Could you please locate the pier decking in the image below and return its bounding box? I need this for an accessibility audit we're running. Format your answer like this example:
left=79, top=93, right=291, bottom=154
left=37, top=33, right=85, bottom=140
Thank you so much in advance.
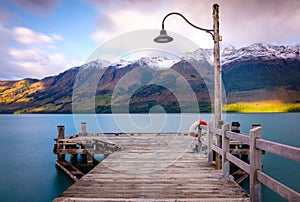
left=54, top=136, right=249, bottom=201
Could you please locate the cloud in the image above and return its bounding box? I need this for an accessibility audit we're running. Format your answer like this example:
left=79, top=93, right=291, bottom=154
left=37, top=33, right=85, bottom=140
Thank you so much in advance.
left=13, top=27, right=62, bottom=44
left=0, top=25, right=78, bottom=80
left=88, top=0, right=170, bottom=42
left=218, top=0, right=300, bottom=46
left=89, top=0, right=300, bottom=48
left=88, top=0, right=165, bottom=11
left=172, top=0, right=300, bottom=47
left=1, top=46, right=80, bottom=80
left=9, top=0, right=60, bottom=15
left=0, top=2, right=81, bottom=80
left=7, top=48, right=76, bottom=78
left=90, top=9, right=163, bottom=44
left=1, top=0, right=299, bottom=81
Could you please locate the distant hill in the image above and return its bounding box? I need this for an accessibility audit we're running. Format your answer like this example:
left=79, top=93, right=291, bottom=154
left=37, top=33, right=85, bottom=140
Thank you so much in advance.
left=0, top=43, right=300, bottom=113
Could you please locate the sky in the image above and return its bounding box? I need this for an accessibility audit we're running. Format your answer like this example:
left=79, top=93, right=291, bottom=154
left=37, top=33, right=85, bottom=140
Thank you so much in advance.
left=0, top=0, right=299, bottom=80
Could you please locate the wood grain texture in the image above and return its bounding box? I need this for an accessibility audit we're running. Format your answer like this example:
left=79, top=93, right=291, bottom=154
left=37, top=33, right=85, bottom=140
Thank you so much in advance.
left=54, top=136, right=249, bottom=201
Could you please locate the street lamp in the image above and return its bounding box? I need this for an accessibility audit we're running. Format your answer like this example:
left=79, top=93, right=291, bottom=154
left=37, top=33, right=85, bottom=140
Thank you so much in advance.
left=154, top=4, right=222, bottom=129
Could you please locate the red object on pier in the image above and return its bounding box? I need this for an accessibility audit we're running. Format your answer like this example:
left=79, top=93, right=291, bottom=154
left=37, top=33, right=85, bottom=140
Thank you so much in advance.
left=189, top=120, right=207, bottom=137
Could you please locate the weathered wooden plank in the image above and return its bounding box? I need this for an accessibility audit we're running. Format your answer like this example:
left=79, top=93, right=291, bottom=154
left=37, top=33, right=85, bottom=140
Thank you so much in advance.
left=211, top=127, right=222, bottom=136
left=211, top=143, right=222, bottom=155
left=54, top=135, right=249, bottom=201
left=256, top=139, right=300, bottom=163
left=226, top=152, right=250, bottom=174
left=73, top=181, right=241, bottom=187
left=257, top=170, right=300, bottom=201
left=55, top=161, right=83, bottom=182
left=60, top=192, right=248, bottom=198
left=226, top=131, right=250, bottom=145
left=62, top=187, right=247, bottom=193
left=230, top=149, right=250, bottom=155
left=55, top=197, right=249, bottom=202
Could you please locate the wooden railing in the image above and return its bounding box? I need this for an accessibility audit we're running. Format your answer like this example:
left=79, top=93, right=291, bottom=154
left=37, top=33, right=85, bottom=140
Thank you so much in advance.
left=200, top=123, right=300, bottom=202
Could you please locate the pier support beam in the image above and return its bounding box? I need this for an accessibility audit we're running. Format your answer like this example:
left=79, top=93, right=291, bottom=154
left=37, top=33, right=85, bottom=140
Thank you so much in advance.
left=57, top=126, right=65, bottom=139
left=57, top=126, right=65, bottom=161
left=70, top=154, right=78, bottom=162
left=87, top=154, right=94, bottom=165
left=81, top=122, right=87, bottom=136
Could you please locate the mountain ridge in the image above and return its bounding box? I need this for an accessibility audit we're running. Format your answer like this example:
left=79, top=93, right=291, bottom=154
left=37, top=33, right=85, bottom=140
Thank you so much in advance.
left=1, top=43, right=300, bottom=113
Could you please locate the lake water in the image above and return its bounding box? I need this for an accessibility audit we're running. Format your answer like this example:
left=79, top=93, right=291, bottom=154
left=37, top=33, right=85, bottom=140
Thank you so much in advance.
left=0, top=113, right=299, bottom=202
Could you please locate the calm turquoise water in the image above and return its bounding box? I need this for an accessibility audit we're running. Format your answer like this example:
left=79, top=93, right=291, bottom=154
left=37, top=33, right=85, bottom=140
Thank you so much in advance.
left=0, top=113, right=299, bottom=202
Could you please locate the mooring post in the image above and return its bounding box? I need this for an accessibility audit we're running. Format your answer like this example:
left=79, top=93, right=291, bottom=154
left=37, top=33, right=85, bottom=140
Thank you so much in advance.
left=250, top=126, right=262, bottom=202
left=222, top=123, right=230, bottom=178
left=252, top=124, right=261, bottom=128
left=81, top=122, right=87, bottom=136
left=57, top=125, right=65, bottom=161
left=57, top=125, right=65, bottom=139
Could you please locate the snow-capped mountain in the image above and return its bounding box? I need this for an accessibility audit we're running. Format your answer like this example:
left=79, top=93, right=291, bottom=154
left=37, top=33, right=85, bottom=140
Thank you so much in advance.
left=135, top=56, right=180, bottom=70
left=1, top=43, right=300, bottom=113
left=112, top=56, right=179, bottom=70
left=101, top=43, right=300, bottom=70
left=80, top=59, right=110, bottom=70
left=111, top=59, right=132, bottom=69
left=180, top=48, right=214, bottom=65
left=222, top=43, right=300, bottom=65
left=177, top=43, right=300, bottom=66
left=72, top=43, right=300, bottom=73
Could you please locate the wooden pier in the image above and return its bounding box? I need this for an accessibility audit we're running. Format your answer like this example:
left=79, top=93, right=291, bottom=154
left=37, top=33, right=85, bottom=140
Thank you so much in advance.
left=53, top=122, right=300, bottom=202
left=54, top=135, right=249, bottom=201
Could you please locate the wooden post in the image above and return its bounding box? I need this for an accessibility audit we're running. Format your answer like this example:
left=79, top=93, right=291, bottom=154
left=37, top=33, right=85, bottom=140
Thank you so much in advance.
left=81, top=122, right=87, bottom=136
left=57, top=125, right=65, bottom=139
left=250, top=127, right=262, bottom=202
left=207, top=122, right=213, bottom=164
left=87, top=154, right=93, bottom=165
left=212, top=3, right=222, bottom=170
left=197, top=124, right=202, bottom=152
left=57, top=126, right=65, bottom=161
left=216, top=120, right=224, bottom=169
left=222, top=123, right=230, bottom=178
left=70, top=154, right=78, bottom=162
left=213, top=4, right=222, bottom=130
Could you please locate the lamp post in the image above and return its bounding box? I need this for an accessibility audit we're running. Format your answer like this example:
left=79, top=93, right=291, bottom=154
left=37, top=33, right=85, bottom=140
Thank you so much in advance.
left=154, top=4, right=222, bottom=129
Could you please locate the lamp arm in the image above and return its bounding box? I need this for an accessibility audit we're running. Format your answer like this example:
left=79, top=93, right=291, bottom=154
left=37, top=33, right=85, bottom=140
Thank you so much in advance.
left=161, top=12, right=214, bottom=38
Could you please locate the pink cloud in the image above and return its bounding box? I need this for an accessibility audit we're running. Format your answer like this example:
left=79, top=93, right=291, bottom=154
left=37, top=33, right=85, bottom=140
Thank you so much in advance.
left=13, top=27, right=62, bottom=44
left=89, top=0, right=300, bottom=48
